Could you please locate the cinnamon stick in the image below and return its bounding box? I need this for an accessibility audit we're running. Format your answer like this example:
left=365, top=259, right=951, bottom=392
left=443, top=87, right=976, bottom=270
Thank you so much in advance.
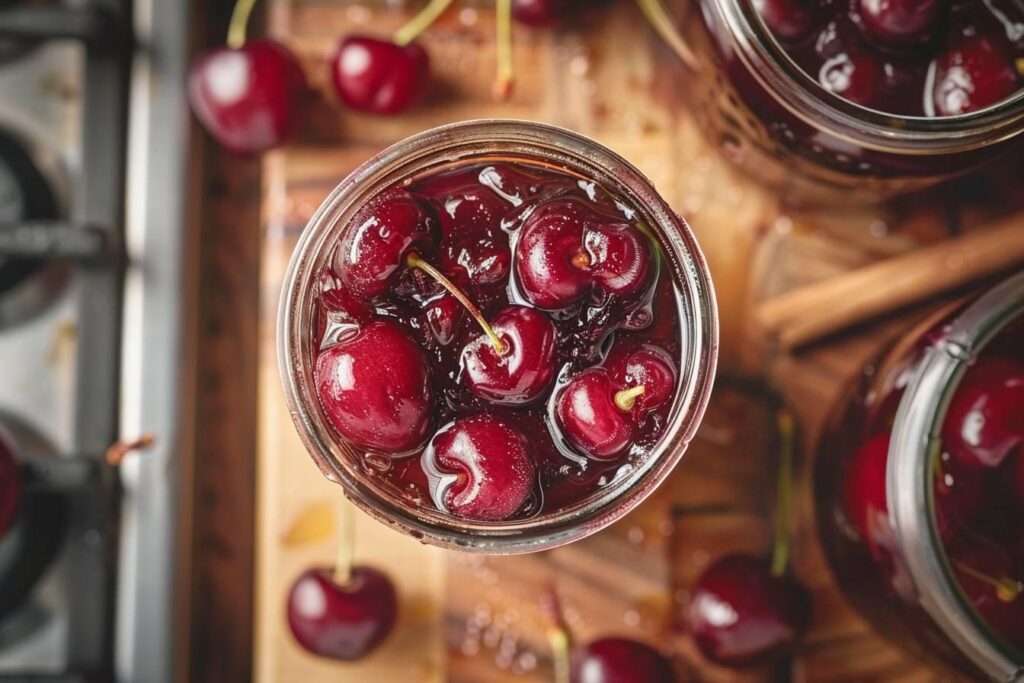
left=756, top=216, right=1024, bottom=350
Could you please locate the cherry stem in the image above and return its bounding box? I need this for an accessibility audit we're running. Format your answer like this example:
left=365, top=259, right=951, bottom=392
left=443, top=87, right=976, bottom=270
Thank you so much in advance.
left=540, top=586, right=572, bottom=683
left=770, top=409, right=795, bottom=578
left=571, top=251, right=591, bottom=270
left=614, top=385, right=646, bottom=412
left=493, top=0, right=514, bottom=100
left=226, top=0, right=258, bottom=50
left=406, top=252, right=508, bottom=355
left=953, top=560, right=1022, bottom=603
left=105, top=433, right=156, bottom=466
left=633, top=0, right=700, bottom=70
left=394, top=0, right=456, bottom=46
left=332, top=498, right=356, bottom=586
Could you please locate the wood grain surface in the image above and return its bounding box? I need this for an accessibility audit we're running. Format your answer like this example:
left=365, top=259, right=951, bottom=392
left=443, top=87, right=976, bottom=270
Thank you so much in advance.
left=252, top=1, right=1024, bottom=682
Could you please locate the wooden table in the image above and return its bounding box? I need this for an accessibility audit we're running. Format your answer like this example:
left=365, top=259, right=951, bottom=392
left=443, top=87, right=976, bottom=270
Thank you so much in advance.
left=246, top=1, right=1024, bottom=681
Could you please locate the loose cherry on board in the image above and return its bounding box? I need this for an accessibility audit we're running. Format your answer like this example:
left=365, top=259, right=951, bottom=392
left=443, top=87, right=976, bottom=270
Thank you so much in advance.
left=854, top=0, right=943, bottom=48
left=314, top=320, right=433, bottom=454
left=423, top=415, right=536, bottom=521
left=0, top=439, right=20, bottom=539
left=942, top=356, right=1024, bottom=468
left=514, top=198, right=653, bottom=312
left=460, top=306, right=558, bottom=405
left=334, top=190, right=438, bottom=302
left=188, top=39, right=307, bottom=154
left=928, top=31, right=1021, bottom=116
left=688, top=554, right=812, bottom=668
left=571, top=638, right=676, bottom=683
left=330, top=36, right=430, bottom=115
left=287, top=502, right=397, bottom=661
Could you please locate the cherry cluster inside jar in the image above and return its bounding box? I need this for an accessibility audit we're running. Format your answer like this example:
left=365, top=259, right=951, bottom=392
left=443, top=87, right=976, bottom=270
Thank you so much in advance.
left=310, top=160, right=683, bottom=524
left=841, top=313, right=1024, bottom=655
left=752, top=0, right=1024, bottom=116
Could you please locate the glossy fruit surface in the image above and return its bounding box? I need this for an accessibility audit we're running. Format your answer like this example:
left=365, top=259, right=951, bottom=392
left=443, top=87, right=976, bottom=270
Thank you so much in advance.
left=942, top=356, right=1024, bottom=468
left=0, top=438, right=19, bottom=539
left=571, top=637, right=676, bottom=683
left=287, top=566, right=397, bottom=660
left=331, top=36, right=430, bottom=115
left=423, top=415, right=536, bottom=521
left=460, top=306, right=557, bottom=405
left=752, top=0, right=820, bottom=42
left=188, top=40, right=307, bottom=154
left=688, top=554, right=812, bottom=667
left=840, top=431, right=891, bottom=548
left=556, top=370, right=635, bottom=460
left=929, top=31, right=1021, bottom=116
left=314, top=320, right=433, bottom=453
left=855, top=0, right=943, bottom=47
left=604, top=343, right=678, bottom=413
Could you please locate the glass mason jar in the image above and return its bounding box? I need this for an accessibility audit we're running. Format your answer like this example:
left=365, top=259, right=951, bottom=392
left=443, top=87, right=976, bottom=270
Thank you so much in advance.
left=671, top=0, right=1024, bottom=200
left=815, top=272, right=1024, bottom=680
left=278, top=120, right=718, bottom=554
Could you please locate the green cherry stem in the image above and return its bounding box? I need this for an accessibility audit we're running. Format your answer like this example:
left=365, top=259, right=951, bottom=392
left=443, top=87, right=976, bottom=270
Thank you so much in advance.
left=614, top=385, right=646, bottom=412
left=394, top=0, right=456, bottom=47
left=226, top=0, right=258, bottom=50
left=406, top=252, right=508, bottom=355
left=953, top=561, right=1022, bottom=604
left=633, top=0, right=700, bottom=70
left=332, top=498, right=356, bottom=586
left=494, top=0, right=515, bottom=99
left=541, top=586, right=572, bottom=683
left=770, top=409, right=796, bottom=578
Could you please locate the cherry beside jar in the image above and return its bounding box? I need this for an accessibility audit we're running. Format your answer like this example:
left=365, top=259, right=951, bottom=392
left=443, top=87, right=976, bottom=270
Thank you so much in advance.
left=815, top=272, right=1024, bottom=680
left=278, top=120, right=718, bottom=554
left=673, top=0, right=1024, bottom=200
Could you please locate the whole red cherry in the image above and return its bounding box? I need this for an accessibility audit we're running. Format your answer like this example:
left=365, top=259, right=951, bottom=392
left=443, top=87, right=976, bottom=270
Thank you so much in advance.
left=855, top=0, right=944, bottom=48
left=929, top=30, right=1020, bottom=116
left=512, top=0, right=578, bottom=27
left=460, top=306, right=558, bottom=405
left=688, top=554, right=812, bottom=668
left=330, top=36, right=430, bottom=115
left=571, top=637, right=676, bottom=683
left=752, top=0, right=820, bottom=42
left=188, top=40, right=307, bottom=154
left=0, top=437, right=20, bottom=539
left=603, top=343, right=678, bottom=413
left=942, top=356, right=1024, bottom=468
left=314, top=320, right=433, bottom=454
left=334, top=189, right=438, bottom=303
left=840, top=432, right=891, bottom=547
left=422, top=414, right=536, bottom=521
left=514, top=198, right=653, bottom=312
left=555, top=370, right=635, bottom=460
left=287, top=566, right=397, bottom=661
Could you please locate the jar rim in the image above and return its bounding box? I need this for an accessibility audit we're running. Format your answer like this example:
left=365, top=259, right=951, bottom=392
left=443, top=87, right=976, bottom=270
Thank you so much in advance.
left=889, top=271, right=1024, bottom=679
left=705, top=0, right=1024, bottom=154
left=277, top=119, right=719, bottom=554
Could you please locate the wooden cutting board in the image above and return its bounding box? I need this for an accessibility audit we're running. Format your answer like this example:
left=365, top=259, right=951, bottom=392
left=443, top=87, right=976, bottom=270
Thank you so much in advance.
left=254, top=1, right=1024, bottom=681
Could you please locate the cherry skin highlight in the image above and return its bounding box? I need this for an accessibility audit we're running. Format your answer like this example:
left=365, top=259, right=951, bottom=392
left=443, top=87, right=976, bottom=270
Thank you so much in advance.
left=688, top=554, right=812, bottom=668
left=942, top=356, right=1024, bottom=468
left=460, top=306, right=558, bottom=405
left=334, top=189, right=438, bottom=303
left=571, top=637, right=676, bottom=683
left=330, top=36, right=430, bottom=115
left=752, top=0, right=820, bottom=43
left=314, top=320, right=433, bottom=454
left=423, top=415, right=536, bottom=521
left=286, top=566, right=398, bottom=661
left=855, top=0, right=943, bottom=48
left=188, top=40, right=307, bottom=154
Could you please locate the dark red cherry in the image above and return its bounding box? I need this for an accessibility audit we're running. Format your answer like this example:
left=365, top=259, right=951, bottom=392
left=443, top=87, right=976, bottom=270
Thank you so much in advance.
left=335, top=190, right=437, bottom=302
left=571, top=637, right=676, bottom=683
left=460, top=306, right=558, bottom=405
left=555, top=370, right=635, bottom=461
left=818, top=49, right=884, bottom=107
left=752, top=0, right=820, bottom=42
left=512, top=0, right=578, bottom=27
left=928, top=31, right=1020, bottom=116
left=942, top=356, right=1024, bottom=468
left=841, top=432, right=891, bottom=548
left=933, top=450, right=987, bottom=538
left=514, top=198, right=653, bottom=312
left=330, top=36, right=430, bottom=115
left=286, top=566, right=397, bottom=660
left=424, top=293, right=463, bottom=346
left=688, top=554, right=812, bottom=668
left=0, top=438, right=20, bottom=539
left=188, top=40, right=307, bottom=154
left=314, top=320, right=433, bottom=454
left=603, top=344, right=678, bottom=413
left=422, top=415, right=536, bottom=521
left=855, top=0, right=943, bottom=47
left=946, top=533, right=1024, bottom=647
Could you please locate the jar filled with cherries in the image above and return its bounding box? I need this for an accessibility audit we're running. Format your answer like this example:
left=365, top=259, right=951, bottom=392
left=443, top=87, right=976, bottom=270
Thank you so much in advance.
left=279, top=120, right=717, bottom=553
left=816, top=272, right=1024, bottom=679
left=673, top=0, right=1024, bottom=199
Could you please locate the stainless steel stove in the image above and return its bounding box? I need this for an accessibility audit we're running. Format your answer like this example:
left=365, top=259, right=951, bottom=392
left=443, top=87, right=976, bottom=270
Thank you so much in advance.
left=0, top=1, right=192, bottom=681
